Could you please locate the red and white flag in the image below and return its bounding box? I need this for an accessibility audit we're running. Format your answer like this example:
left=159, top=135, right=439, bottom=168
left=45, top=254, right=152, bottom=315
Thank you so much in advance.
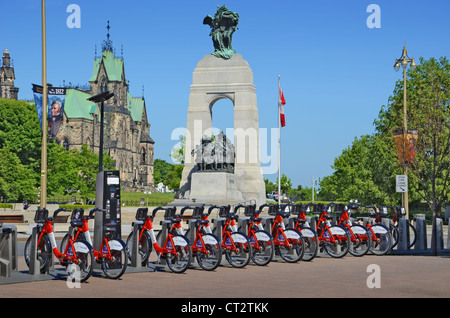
left=279, top=84, right=286, bottom=127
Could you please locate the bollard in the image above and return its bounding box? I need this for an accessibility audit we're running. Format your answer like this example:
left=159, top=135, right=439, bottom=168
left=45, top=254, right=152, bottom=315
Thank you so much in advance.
left=397, top=218, right=409, bottom=251
left=414, top=218, right=427, bottom=250
left=436, top=218, right=444, bottom=250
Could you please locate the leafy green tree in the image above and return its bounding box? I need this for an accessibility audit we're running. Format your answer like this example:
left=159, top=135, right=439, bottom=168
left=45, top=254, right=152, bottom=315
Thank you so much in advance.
left=0, top=148, right=37, bottom=202
left=0, top=98, right=41, bottom=177
left=377, top=57, right=450, bottom=255
left=154, top=159, right=183, bottom=190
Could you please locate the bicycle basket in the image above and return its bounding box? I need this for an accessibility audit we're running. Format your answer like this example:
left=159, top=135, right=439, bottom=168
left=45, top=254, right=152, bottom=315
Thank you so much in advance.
left=34, top=208, right=48, bottom=224
left=267, top=204, right=279, bottom=216
left=243, top=204, right=256, bottom=217
left=71, top=209, right=84, bottom=222
left=136, top=207, right=149, bottom=221
left=164, top=207, right=177, bottom=219
left=218, top=205, right=231, bottom=218
left=191, top=206, right=205, bottom=218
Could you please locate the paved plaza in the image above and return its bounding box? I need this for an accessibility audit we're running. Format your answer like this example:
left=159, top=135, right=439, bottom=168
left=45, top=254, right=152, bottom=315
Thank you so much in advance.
left=1, top=246, right=449, bottom=299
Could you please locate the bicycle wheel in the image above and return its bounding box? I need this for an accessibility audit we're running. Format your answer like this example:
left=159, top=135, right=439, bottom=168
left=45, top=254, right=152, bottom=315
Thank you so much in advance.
left=297, top=226, right=318, bottom=261
left=347, top=224, right=371, bottom=257
left=60, top=233, right=70, bottom=254
left=323, top=225, right=349, bottom=258
left=407, top=223, right=417, bottom=249
left=390, top=224, right=399, bottom=248
left=165, top=234, right=192, bottom=273
left=66, top=240, right=94, bottom=283
left=194, top=233, right=222, bottom=271
left=368, top=224, right=392, bottom=255
left=101, top=239, right=128, bottom=279
left=276, top=228, right=304, bottom=263
left=249, top=230, right=274, bottom=266
left=223, top=231, right=252, bottom=268
left=126, top=230, right=151, bottom=266
left=24, top=234, right=52, bottom=273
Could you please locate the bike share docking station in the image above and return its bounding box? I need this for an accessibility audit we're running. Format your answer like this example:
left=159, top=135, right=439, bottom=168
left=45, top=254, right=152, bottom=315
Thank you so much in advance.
left=0, top=223, right=18, bottom=278
left=94, top=170, right=122, bottom=269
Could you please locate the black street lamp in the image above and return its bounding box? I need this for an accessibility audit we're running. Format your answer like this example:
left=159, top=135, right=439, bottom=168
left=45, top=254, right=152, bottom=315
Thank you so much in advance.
left=87, top=91, right=114, bottom=172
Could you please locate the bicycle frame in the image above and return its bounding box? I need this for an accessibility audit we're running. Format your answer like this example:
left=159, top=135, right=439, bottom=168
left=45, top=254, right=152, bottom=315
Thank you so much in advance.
left=70, top=209, right=121, bottom=262
left=337, top=209, right=369, bottom=241
left=139, top=213, right=184, bottom=257
left=271, top=213, right=295, bottom=248
left=221, top=215, right=248, bottom=252
left=316, top=210, right=346, bottom=244
left=39, top=210, right=88, bottom=264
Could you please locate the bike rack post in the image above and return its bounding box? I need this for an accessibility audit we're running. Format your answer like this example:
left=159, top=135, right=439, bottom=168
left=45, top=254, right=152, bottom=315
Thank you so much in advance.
left=158, top=220, right=172, bottom=266
left=435, top=218, right=444, bottom=250
left=0, top=225, right=17, bottom=278
left=238, top=217, right=249, bottom=233
left=130, top=221, right=145, bottom=268
left=185, top=219, right=197, bottom=244
left=414, top=217, right=427, bottom=250
left=397, top=218, right=410, bottom=251
left=211, top=218, right=225, bottom=238
left=29, top=226, right=43, bottom=275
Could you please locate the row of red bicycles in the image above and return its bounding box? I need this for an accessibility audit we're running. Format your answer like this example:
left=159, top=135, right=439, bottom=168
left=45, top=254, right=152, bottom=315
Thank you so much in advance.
left=23, top=201, right=397, bottom=283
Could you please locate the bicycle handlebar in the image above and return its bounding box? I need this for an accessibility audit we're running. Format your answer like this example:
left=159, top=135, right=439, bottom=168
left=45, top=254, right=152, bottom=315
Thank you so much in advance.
left=52, top=208, right=72, bottom=219
left=87, top=207, right=106, bottom=219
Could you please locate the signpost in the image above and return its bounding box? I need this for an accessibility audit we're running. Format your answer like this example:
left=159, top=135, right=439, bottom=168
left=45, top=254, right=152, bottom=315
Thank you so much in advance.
left=396, top=175, right=408, bottom=193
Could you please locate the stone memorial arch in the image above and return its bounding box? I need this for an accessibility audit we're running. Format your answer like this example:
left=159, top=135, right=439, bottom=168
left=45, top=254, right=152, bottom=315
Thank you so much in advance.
left=178, top=6, right=265, bottom=206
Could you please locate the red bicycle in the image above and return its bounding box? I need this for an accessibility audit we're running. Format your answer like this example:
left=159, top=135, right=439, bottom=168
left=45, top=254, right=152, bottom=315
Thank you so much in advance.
left=182, top=206, right=222, bottom=271
left=335, top=203, right=371, bottom=257
left=261, top=204, right=305, bottom=263
left=310, top=203, right=350, bottom=258
left=235, top=204, right=274, bottom=266
left=24, top=208, right=94, bottom=282
left=60, top=208, right=128, bottom=279
left=126, top=207, right=192, bottom=273
left=211, top=205, right=253, bottom=268
left=286, top=203, right=318, bottom=261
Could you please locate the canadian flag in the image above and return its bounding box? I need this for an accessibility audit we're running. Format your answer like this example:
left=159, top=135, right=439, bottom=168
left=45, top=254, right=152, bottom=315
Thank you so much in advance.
left=279, top=84, right=286, bottom=127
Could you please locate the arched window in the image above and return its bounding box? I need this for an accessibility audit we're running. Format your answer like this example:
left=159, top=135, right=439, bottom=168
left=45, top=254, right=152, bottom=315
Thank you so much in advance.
left=141, top=147, right=146, bottom=164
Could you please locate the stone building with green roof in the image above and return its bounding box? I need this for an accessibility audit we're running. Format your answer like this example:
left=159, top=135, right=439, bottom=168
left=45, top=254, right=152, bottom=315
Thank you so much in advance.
left=54, top=26, right=154, bottom=191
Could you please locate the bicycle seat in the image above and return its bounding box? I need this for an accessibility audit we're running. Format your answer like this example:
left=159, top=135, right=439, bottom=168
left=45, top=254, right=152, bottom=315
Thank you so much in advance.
left=104, top=226, right=117, bottom=232
left=227, top=214, right=239, bottom=220
left=250, top=216, right=261, bottom=222
left=279, top=212, right=290, bottom=218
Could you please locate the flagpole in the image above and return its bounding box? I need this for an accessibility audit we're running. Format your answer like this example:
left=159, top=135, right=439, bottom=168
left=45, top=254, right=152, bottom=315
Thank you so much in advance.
left=40, top=0, right=48, bottom=209
left=277, top=75, right=281, bottom=207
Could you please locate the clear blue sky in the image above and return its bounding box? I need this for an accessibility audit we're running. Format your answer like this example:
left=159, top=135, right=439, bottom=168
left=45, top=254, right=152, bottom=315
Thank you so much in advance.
left=1, top=0, right=450, bottom=188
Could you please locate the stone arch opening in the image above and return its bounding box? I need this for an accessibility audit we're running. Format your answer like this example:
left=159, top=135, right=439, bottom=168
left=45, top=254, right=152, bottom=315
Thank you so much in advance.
left=210, top=97, right=235, bottom=144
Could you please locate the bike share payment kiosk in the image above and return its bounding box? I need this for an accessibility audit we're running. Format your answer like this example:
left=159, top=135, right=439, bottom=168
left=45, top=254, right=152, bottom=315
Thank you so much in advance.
left=94, top=170, right=122, bottom=253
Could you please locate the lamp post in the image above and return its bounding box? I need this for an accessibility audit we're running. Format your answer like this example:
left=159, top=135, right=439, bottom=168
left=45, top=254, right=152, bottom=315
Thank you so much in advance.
left=87, top=91, right=114, bottom=172
left=393, top=43, right=417, bottom=220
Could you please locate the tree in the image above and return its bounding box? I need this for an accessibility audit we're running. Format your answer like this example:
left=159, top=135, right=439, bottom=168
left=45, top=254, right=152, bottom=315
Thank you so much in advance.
left=154, top=159, right=183, bottom=190
left=379, top=57, right=450, bottom=255
left=0, top=148, right=38, bottom=202
left=170, top=135, right=185, bottom=164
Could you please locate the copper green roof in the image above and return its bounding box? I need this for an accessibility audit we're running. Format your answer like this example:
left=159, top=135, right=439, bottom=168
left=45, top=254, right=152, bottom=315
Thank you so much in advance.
left=89, top=50, right=124, bottom=82
left=127, top=92, right=144, bottom=122
left=64, top=89, right=97, bottom=120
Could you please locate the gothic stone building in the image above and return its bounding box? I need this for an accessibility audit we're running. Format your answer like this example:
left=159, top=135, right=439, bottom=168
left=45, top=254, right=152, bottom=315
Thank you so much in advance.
left=0, top=49, right=19, bottom=100
left=54, top=34, right=155, bottom=192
